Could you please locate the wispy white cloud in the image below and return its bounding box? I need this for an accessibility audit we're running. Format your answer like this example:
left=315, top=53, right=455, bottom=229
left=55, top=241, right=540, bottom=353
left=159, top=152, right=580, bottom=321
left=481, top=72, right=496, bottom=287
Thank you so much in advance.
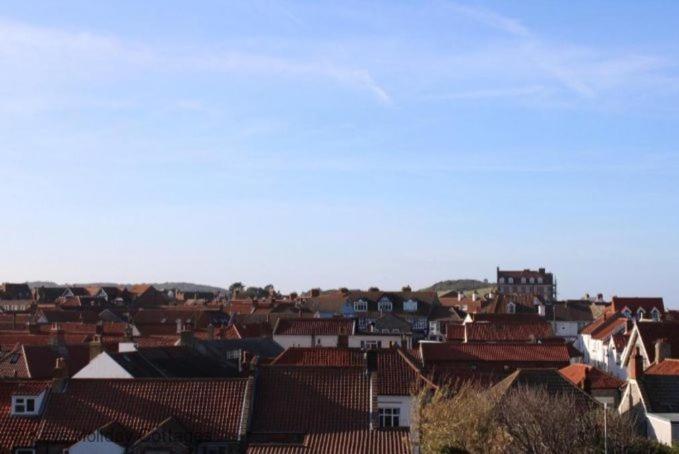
left=0, top=17, right=390, bottom=107
left=440, top=2, right=672, bottom=100
left=432, top=85, right=547, bottom=100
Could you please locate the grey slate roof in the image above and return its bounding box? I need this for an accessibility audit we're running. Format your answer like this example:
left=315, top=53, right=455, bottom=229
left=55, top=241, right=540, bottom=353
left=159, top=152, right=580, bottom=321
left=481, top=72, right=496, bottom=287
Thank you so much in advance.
left=639, top=375, right=679, bottom=413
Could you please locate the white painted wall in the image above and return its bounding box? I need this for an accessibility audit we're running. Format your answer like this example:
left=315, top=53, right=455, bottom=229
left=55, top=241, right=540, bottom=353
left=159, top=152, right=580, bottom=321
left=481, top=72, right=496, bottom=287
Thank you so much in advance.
left=273, top=335, right=338, bottom=349
left=348, top=335, right=409, bottom=349
left=647, top=414, right=674, bottom=446
left=73, top=352, right=133, bottom=379
left=68, top=432, right=125, bottom=454
left=378, top=395, right=412, bottom=427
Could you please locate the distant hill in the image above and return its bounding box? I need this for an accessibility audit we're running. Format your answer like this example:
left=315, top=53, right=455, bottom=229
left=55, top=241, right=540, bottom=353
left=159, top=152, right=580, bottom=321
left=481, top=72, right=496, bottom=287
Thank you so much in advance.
left=26, top=281, right=226, bottom=293
left=420, top=279, right=493, bottom=293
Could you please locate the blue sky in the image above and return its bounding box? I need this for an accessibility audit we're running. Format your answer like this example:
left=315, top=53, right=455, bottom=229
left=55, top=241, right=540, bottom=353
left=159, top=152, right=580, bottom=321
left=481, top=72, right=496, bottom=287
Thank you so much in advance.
left=0, top=1, right=678, bottom=303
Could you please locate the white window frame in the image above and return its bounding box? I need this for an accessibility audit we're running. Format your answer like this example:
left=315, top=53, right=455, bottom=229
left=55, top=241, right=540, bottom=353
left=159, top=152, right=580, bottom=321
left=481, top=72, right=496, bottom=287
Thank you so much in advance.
left=413, top=318, right=427, bottom=330
left=377, top=298, right=393, bottom=312
left=12, top=396, right=37, bottom=416
left=651, top=308, right=661, bottom=321
left=637, top=308, right=646, bottom=320
left=379, top=407, right=401, bottom=427
left=354, top=300, right=368, bottom=312
left=403, top=299, right=418, bottom=312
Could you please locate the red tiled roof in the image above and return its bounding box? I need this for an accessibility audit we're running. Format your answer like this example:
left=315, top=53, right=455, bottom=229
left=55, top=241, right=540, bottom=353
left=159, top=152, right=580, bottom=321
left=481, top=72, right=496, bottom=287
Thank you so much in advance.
left=0, top=381, right=49, bottom=450
left=230, top=299, right=256, bottom=315
left=251, top=366, right=369, bottom=433
left=610, top=297, right=664, bottom=314
left=228, top=322, right=273, bottom=339
left=646, top=359, right=679, bottom=376
left=36, top=322, right=127, bottom=336
left=38, top=378, right=249, bottom=443
left=457, top=322, right=554, bottom=342
left=23, top=344, right=92, bottom=379
left=272, top=348, right=364, bottom=367
left=420, top=342, right=571, bottom=365
left=559, top=364, right=625, bottom=390
left=580, top=313, right=627, bottom=340
left=635, top=321, right=679, bottom=363
left=446, top=324, right=465, bottom=341
left=270, top=347, right=431, bottom=396
left=0, top=332, right=92, bottom=349
left=467, top=313, right=545, bottom=324
left=247, top=429, right=411, bottom=454
left=273, top=318, right=354, bottom=336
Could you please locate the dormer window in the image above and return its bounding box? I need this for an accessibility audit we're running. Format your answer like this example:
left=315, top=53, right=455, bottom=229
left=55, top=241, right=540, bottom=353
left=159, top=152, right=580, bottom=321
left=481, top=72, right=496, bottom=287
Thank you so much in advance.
left=377, top=297, right=392, bottom=312
left=637, top=308, right=646, bottom=320
left=521, top=277, right=526, bottom=284
left=354, top=300, right=368, bottom=312
left=651, top=307, right=661, bottom=321
left=499, top=277, right=505, bottom=284
left=12, top=394, right=42, bottom=416
left=537, top=277, right=543, bottom=284
left=403, top=299, right=418, bottom=312
left=529, top=277, right=535, bottom=284
left=622, top=308, right=632, bottom=319
left=507, top=302, right=516, bottom=314
left=508, top=278, right=514, bottom=284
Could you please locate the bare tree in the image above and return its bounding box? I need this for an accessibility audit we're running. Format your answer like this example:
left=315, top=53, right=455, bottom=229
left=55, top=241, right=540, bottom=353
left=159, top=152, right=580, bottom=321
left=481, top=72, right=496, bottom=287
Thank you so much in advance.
left=414, top=382, right=671, bottom=454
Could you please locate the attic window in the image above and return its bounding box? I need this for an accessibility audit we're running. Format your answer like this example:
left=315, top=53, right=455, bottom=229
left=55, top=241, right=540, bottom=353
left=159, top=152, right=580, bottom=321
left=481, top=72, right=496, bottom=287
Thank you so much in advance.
left=354, top=300, right=368, bottom=312
left=403, top=299, right=418, bottom=312
left=651, top=308, right=661, bottom=321
left=537, top=277, right=543, bottom=284
left=637, top=308, right=646, bottom=320
left=12, top=396, right=37, bottom=415
left=498, top=277, right=505, bottom=284
left=622, top=308, right=632, bottom=319
left=378, top=299, right=393, bottom=312
left=508, top=278, right=514, bottom=284
left=521, top=277, right=526, bottom=284
left=529, top=277, right=535, bottom=284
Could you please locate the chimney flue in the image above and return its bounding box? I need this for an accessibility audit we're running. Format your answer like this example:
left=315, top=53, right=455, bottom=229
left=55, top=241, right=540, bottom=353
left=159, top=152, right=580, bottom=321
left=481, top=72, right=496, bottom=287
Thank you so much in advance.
left=655, top=338, right=671, bottom=365
left=629, top=350, right=644, bottom=380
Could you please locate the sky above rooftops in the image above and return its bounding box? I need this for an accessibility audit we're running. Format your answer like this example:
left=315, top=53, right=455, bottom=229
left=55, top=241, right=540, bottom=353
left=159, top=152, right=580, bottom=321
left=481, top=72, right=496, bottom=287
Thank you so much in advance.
left=0, top=1, right=677, bottom=304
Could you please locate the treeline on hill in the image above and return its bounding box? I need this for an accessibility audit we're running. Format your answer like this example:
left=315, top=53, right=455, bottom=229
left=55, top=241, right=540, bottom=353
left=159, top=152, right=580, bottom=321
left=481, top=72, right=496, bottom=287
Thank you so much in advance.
left=228, top=282, right=276, bottom=299
left=26, top=281, right=226, bottom=293
left=414, top=383, right=673, bottom=454
left=419, top=279, right=491, bottom=293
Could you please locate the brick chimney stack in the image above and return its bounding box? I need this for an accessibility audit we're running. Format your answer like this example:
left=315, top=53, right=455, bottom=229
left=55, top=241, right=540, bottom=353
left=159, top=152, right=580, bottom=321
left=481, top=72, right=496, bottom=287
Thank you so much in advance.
left=629, top=349, right=644, bottom=380
left=52, top=357, right=69, bottom=392
left=655, top=338, right=671, bottom=365
left=49, top=323, right=65, bottom=347
left=89, top=335, right=104, bottom=361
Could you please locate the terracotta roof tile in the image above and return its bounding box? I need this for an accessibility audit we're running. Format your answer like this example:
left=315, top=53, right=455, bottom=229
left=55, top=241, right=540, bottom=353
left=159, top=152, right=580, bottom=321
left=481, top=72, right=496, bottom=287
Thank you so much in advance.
left=251, top=366, right=369, bottom=433
left=420, top=342, right=572, bottom=365
left=559, top=364, right=625, bottom=390
left=273, top=318, right=354, bottom=336
left=646, top=359, right=679, bottom=376
left=38, top=378, right=249, bottom=443
left=247, top=429, right=411, bottom=454
left=270, top=347, right=430, bottom=396
left=0, top=380, right=50, bottom=451
left=635, top=321, right=679, bottom=363
left=610, top=297, right=664, bottom=314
